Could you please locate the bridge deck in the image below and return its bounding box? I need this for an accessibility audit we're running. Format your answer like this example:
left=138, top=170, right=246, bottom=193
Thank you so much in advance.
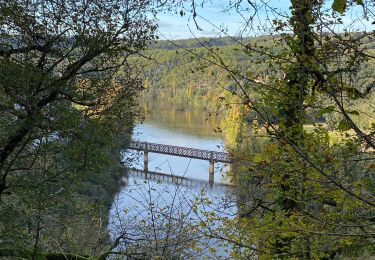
left=129, top=141, right=231, bottom=163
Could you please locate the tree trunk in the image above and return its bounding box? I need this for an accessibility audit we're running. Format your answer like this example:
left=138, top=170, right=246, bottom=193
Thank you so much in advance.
left=274, top=0, right=318, bottom=257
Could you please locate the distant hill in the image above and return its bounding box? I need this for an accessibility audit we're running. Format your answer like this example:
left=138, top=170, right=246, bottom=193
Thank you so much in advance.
left=130, top=34, right=375, bottom=130
left=149, top=36, right=242, bottom=50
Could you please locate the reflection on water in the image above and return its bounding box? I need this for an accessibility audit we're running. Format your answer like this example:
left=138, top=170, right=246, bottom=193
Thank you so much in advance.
left=127, top=123, right=230, bottom=183
left=110, top=101, right=236, bottom=257
left=129, top=100, right=230, bottom=183
left=139, top=100, right=222, bottom=139
left=129, top=169, right=234, bottom=191
left=110, top=170, right=237, bottom=258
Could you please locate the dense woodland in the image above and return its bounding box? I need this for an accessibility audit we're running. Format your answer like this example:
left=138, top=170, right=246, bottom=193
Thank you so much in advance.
left=0, top=0, right=375, bottom=259
left=137, top=35, right=375, bottom=144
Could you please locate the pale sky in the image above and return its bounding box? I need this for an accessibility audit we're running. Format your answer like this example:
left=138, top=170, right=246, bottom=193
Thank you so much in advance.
left=156, top=0, right=373, bottom=40
left=155, top=0, right=288, bottom=39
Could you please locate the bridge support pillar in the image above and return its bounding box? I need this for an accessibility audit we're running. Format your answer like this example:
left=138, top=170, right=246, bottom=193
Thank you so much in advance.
left=209, top=160, right=214, bottom=185
left=144, top=151, right=148, bottom=172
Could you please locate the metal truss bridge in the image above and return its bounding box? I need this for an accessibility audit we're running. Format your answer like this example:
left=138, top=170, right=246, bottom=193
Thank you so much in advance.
left=128, top=141, right=231, bottom=163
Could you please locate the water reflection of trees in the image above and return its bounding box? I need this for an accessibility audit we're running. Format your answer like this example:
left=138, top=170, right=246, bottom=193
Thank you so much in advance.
left=139, top=99, right=221, bottom=138
left=109, top=174, right=237, bottom=258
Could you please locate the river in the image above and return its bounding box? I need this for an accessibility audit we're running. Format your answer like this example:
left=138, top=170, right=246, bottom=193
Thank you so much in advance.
left=109, top=102, right=237, bottom=258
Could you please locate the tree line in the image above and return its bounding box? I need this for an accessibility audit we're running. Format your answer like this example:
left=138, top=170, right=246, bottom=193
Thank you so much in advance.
left=0, top=0, right=374, bottom=258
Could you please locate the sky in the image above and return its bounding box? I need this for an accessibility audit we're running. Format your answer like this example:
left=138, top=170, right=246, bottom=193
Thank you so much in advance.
left=155, top=0, right=374, bottom=40
left=155, top=0, right=289, bottom=39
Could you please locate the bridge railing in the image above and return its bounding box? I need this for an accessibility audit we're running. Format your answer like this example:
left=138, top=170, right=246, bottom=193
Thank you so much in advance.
left=129, top=141, right=231, bottom=163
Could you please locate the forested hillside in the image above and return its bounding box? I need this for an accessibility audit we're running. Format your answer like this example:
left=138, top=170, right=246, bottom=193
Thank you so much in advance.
left=134, top=36, right=375, bottom=144
left=138, top=36, right=275, bottom=108
left=1, top=0, right=374, bottom=258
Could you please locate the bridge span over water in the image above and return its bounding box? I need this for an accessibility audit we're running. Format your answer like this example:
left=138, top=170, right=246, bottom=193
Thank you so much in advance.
left=128, top=141, right=232, bottom=176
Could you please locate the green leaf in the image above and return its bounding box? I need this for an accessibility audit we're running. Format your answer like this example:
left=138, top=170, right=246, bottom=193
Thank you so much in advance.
left=356, top=0, right=364, bottom=6
left=332, top=0, right=347, bottom=14
left=343, top=86, right=363, bottom=100
left=318, top=105, right=335, bottom=116
left=347, top=110, right=360, bottom=116
left=338, top=119, right=351, bottom=131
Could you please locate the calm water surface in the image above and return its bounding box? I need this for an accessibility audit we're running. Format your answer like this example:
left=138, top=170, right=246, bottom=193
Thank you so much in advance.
left=109, top=102, right=237, bottom=257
